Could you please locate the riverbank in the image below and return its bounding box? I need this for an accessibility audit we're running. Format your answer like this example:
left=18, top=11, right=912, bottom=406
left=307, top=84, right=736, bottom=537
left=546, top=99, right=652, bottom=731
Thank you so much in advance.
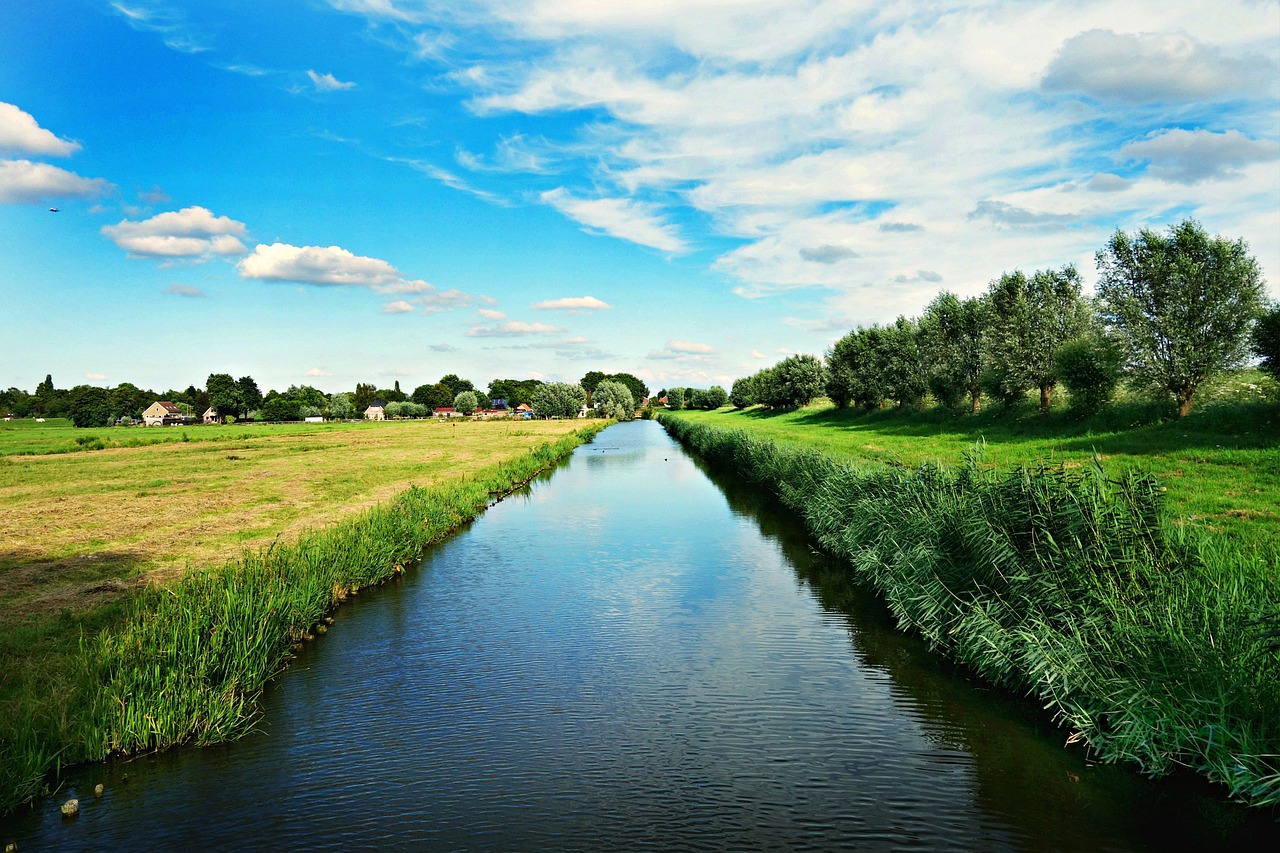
left=658, top=413, right=1280, bottom=808
left=1, top=421, right=606, bottom=814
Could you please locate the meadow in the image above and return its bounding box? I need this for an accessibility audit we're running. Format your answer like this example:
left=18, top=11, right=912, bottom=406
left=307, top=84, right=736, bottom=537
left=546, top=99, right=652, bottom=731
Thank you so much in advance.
left=0, top=417, right=600, bottom=813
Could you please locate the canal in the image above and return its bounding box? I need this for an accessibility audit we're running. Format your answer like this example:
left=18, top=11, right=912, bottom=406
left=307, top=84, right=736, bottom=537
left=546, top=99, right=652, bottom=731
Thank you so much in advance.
left=4, top=419, right=1276, bottom=850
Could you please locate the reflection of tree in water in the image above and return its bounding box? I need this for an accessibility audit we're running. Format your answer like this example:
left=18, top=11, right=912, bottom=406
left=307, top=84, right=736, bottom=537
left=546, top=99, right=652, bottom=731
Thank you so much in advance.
left=688, top=451, right=1280, bottom=849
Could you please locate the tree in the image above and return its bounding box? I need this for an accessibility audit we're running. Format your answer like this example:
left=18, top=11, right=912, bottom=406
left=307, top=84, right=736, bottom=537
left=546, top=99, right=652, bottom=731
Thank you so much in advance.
left=703, top=385, right=728, bottom=409
left=827, top=326, right=886, bottom=411
left=530, top=382, right=586, bottom=418
left=580, top=371, right=607, bottom=395
left=609, top=372, right=650, bottom=403
left=68, top=385, right=112, bottom=428
left=328, top=393, right=354, bottom=419
left=593, top=380, right=634, bottom=420
left=762, top=353, right=827, bottom=409
left=453, top=391, right=479, bottom=415
left=1254, top=303, right=1280, bottom=382
left=260, top=396, right=300, bottom=421
left=1096, top=219, right=1267, bottom=416
left=985, top=265, right=1091, bottom=414
left=438, top=374, right=474, bottom=398
left=919, top=292, right=989, bottom=413
left=730, top=377, right=756, bottom=408
left=206, top=373, right=240, bottom=420
left=666, top=387, right=685, bottom=410
left=237, top=376, right=262, bottom=417
left=1055, top=335, right=1123, bottom=418
left=353, top=383, right=376, bottom=414
left=880, top=316, right=927, bottom=408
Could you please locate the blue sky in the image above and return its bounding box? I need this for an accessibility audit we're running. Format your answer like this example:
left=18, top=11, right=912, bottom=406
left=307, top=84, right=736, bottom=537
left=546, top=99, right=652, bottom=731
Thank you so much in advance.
left=2, top=0, right=1277, bottom=395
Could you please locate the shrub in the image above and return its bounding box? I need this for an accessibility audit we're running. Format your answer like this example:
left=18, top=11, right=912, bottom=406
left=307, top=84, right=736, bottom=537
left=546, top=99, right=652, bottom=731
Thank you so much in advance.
left=1055, top=336, right=1122, bottom=417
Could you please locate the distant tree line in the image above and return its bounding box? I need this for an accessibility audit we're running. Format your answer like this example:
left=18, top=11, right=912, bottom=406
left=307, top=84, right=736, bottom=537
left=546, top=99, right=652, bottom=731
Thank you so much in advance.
left=2, top=366, right=659, bottom=427
left=726, top=220, right=1277, bottom=419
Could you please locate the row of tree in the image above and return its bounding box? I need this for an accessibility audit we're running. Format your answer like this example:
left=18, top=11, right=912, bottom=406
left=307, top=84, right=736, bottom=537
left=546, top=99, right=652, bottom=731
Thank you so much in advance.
left=728, top=220, right=1277, bottom=418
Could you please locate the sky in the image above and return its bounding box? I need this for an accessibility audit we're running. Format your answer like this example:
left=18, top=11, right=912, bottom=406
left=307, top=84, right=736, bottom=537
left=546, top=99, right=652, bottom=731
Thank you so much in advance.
left=1, top=0, right=1278, bottom=395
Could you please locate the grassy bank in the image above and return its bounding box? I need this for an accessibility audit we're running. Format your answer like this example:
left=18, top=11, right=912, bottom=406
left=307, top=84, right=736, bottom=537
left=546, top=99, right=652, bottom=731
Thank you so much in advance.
left=659, top=413, right=1279, bottom=808
left=1, top=421, right=605, bottom=814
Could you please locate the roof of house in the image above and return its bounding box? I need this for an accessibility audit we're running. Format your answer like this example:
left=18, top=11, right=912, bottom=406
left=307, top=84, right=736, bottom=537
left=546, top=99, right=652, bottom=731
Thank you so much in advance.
left=368, top=399, right=387, bottom=409
left=516, top=403, right=532, bottom=411
left=434, top=407, right=455, bottom=413
left=153, top=401, right=182, bottom=414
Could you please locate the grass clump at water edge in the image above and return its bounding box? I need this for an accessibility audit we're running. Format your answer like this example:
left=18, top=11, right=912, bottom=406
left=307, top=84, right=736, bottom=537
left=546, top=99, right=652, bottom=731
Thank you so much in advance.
left=0, top=423, right=605, bottom=814
left=658, top=413, right=1280, bottom=808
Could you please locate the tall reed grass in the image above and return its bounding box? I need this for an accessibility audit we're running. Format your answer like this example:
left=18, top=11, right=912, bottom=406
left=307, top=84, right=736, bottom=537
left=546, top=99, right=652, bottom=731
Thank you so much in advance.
left=1, top=424, right=604, bottom=814
left=659, top=414, right=1280, bottom=807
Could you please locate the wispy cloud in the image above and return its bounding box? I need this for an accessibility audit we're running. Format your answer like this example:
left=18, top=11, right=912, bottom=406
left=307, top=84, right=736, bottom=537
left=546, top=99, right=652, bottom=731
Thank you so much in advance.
left=307, top=70, right=357, bottom=91
left=164, top=283, right=206, bottom=298
left=467, top=320, right=565, bottom=337
left=540, top=188, right=687, bottom=254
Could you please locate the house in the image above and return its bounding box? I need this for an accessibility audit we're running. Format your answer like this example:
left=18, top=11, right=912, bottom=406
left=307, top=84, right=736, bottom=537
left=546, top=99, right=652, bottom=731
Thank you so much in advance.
left=515, top=403, right=532, bottom=413
left=143, top=400, right=183, bottom=426
left=490, top=398, right=509, bottom=411
left=202, top=407, right=220, bottom=424
left=433, top=407, right=458, bottom=418
left=364, top=399, right=387, bottom=421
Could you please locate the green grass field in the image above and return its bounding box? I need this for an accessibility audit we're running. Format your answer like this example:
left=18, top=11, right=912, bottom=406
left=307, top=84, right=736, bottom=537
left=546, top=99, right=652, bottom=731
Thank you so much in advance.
left=671, top=374, right=1280, bottom=546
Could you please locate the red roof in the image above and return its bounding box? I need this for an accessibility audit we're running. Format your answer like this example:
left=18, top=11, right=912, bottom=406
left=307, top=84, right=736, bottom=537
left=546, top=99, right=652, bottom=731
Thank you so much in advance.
left=155, top=401, right=182, bottom=414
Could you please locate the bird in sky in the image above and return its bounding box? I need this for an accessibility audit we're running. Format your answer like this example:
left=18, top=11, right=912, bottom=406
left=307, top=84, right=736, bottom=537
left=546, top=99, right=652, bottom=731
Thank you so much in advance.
left=48, top=208, right=59, bottom=213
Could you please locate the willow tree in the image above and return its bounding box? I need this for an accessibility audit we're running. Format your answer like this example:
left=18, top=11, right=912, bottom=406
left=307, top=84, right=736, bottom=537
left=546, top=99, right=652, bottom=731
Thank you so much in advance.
left=919, top=292, right=989, bottom=412
left=1096, top=219, right=1266, bottom=417
left=984, top=265, right=1091, bottom=414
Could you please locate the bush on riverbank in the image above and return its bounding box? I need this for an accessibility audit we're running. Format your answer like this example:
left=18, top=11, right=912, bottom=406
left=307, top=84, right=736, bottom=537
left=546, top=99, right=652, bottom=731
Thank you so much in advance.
left=659, top=413, right=1280, bottom=807
left=0, top=424, right=605, bottom=814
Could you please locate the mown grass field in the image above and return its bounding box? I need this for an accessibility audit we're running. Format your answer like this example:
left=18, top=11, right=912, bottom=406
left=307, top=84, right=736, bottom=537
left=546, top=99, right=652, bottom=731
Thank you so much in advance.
left=0, top=417, right=585, bottom=618
left=1, top=416, right=598, bottom=812
left=672, top=372, right=1280, bottom=547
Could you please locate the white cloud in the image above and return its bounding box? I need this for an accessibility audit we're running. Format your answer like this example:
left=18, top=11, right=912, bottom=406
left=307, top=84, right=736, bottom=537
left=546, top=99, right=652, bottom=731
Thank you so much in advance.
left=307, top=70, right=357, bottom=91
left=0, top=103, right=80, bottom=157
left=1042, top=30, right=1273, bottom=103
left=164, top=283, right=206, bottom=297
left=540, top=187, right=687, bottom=253
left=382, top=300, right=415, bottom=313
left=799, top=245, right=858, bottom=264
left=531, top=295, right=612, bottom=311
left=84, top=372, right=108, bottom=380
left=477, top=308, right=507, bottom=320
left=238, top=243, right=402, bottom=286
left=667, top=339, right=714, bottom=354
left=102, top=206, right=250, bottom=259
left=1120, top=129, right=1280, bottom=184
left=467, top=320, right=565, bottom=337
left=0, top=159, right=111, bottom=204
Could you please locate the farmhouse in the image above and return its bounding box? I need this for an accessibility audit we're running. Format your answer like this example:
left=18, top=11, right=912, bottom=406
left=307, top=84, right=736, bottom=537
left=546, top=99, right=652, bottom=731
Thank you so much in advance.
left=142, top=401, right=183, bottom=426
left=203, top=407, right=220, bottom=424
left=364, top=399, right=387, bottom=421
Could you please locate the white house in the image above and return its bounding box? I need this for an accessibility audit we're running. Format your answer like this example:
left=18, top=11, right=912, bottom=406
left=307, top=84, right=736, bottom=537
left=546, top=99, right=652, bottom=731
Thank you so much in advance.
left=364, top=399, right=387, bottom=421
left=202, top=407, right=220, bottom=424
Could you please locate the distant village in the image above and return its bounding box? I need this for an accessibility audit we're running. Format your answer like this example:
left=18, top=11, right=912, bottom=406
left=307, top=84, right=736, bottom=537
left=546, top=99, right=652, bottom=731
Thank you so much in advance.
left=136, top=397, right=538, bottom=426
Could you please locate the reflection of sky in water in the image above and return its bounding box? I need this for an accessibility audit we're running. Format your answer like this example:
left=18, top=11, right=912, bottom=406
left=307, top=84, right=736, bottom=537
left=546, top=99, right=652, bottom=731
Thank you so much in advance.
left=7, top=421, right=1276, bottom=851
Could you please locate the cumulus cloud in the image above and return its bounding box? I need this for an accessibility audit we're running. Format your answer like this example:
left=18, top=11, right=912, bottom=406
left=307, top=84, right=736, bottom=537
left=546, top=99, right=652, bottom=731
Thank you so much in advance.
left=0, top=103, right=80, bottom=156
left=382, top=300, right=415, bottom=313
left=238, top=243, right=401, bottom=286
left=0, top=159, right=111, bottom=204
left=307, top=69, right=356, bottom=91
left=477, top=308, right=507, bottom=320
left=467, top=320, right=565, bottom=337
left=305, top=367, right=334, bottom=377
left=1042, top=29, right=1272, bottom=103
left=102, top=206, right=249, bottom=259
left=1119, top=129, right=1280, bottom=184
left=84, top=372, right=108, bottom=380
left=667, top=339, right=715, bottom=354
left=164, top=283, right=206, bottom=297
left=799, top=245, right=858, bottom=264
left=531, top=295, right=612, bottom=311
left=894, top=270, right=943, bottom=283
left=541, top=187, right=687, bottom=253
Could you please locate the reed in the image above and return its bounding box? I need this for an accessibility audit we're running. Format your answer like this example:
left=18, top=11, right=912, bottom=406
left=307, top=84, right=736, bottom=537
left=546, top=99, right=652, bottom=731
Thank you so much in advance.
left=1, top=424, right=604, bottom=814
left=659, top=413, right=1280, bottom=807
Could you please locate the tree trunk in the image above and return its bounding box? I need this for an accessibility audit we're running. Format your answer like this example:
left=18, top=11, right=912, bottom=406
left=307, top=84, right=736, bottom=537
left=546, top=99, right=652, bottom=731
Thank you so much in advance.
left=970, top=389, right=981, bottom=414
left=1039, top=383, right=1052, bottom=415
left=1177, top=386, right=1196, bottom=417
